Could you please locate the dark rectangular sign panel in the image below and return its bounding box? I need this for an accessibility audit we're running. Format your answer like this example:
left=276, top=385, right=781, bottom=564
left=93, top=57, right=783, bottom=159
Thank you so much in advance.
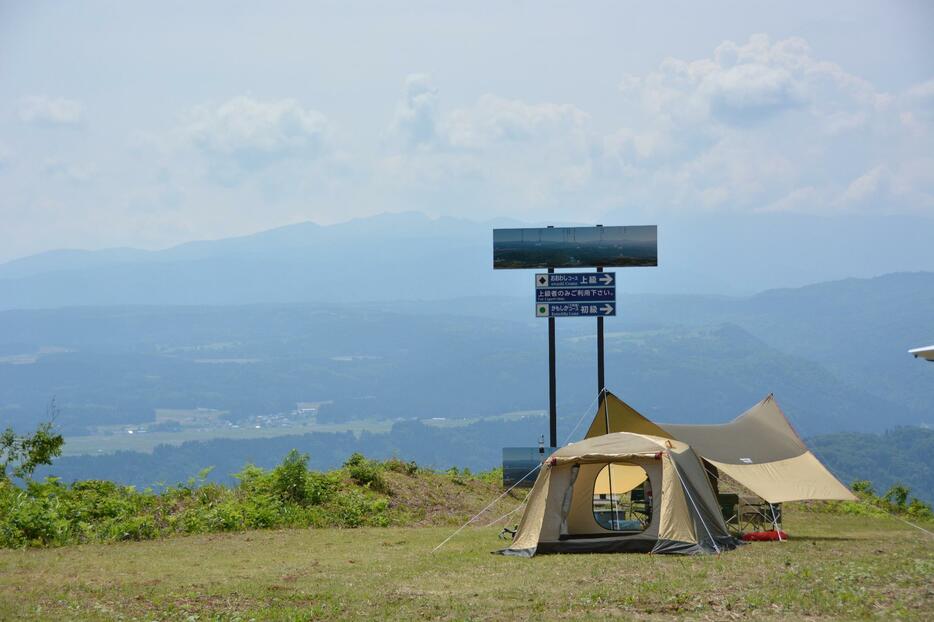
left=493, top=225, right=657, bottom=269
left=502, top=447, right=555, bottom=488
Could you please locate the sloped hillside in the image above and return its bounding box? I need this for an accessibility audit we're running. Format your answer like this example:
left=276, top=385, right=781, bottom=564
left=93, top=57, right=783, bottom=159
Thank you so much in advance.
left=1, top=454, right=522, bottom=548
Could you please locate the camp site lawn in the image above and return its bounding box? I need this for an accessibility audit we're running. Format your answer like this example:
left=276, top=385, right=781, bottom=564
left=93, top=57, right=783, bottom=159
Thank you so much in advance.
left=0, top=510, right=931, bottom=621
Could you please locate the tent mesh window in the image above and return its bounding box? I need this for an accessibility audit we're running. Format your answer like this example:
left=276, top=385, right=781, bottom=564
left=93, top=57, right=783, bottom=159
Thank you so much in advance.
left=592, top=463, right=651, bottom=532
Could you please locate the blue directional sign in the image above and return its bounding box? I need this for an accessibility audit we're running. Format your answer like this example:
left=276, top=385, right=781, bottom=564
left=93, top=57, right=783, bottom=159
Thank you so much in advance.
left=535, top=272, right=615, bottom=288
left=536, top=302, right=616, bottom=317
left=535, top=271, right=617, bottom=317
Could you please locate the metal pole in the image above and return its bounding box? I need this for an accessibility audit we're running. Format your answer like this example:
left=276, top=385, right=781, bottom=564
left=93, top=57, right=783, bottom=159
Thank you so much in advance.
left=601, top=390, right=619, bottom=526
left=597, top=266, right=605, bottom=398
left=548, top=266, right=557, bottom=449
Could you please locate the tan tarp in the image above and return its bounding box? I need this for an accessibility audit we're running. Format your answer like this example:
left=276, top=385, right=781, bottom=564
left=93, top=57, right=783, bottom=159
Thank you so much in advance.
left=585, top=392, right=856, bottom=503
left=592, top=463, right=648, bottom=496
left=585, top=393, right=673, bottom=439
left=707, top=453, right=855, bottom=503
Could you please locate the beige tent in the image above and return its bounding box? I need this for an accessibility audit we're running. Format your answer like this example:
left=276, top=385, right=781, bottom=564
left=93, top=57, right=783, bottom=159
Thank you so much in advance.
left=500, top=432, right=739, bottom=557
left=585, top=391, right=856, bottom=504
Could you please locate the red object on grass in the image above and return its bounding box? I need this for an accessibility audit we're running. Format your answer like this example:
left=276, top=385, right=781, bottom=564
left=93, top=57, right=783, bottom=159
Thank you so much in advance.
left=741, top=530, right=788, bottom=541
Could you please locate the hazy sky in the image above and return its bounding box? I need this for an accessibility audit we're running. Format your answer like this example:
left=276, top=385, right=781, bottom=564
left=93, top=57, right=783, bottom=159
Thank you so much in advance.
left=1, top=1, right=932, bottom=264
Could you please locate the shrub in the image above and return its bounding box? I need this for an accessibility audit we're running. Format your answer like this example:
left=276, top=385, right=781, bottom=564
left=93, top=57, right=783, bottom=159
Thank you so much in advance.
left=273, top=450, right=312, bottom=504
left=803, top=480, right=933, bottom=520
left=306, top=471, right=340, bottom=505
left=445, top=467, right=469, bottom=486
left=0, top=452, right=433, bottom=548
left=1, top=408, right=64, bottom=482
left=883, top=484, right=910, bottom=509
left=104, top=515, right=157, bottom=542
left=331, top=490, right=390, bottom=527
left=343, top=453, right=387, bottom=493
left=384, top=458, right=419, bottom=476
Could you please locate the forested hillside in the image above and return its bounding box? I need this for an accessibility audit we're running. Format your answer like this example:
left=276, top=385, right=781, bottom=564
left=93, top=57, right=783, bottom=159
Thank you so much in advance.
left=808, top=427, right=934, bottom=504
left=3, top=272, right=932, bottom=437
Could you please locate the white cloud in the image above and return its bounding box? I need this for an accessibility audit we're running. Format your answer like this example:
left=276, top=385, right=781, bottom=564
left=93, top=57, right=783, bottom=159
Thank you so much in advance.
left=757, top=186, right=822, bottom=213
left=376, top=50, right=934, bottom=220
left=601, top=35, right=934, bottom=215
left=840, top=165, right=889, bottom=205
left=380, top=76, right=593, bottom=214
left=838, top=161, right=934, bottom=212
left=617, top=34, right=889, bottom=142
left=388, top=74, right=440, bottom=149
left=445, top=95, right=587, bottom=149
left=182, top=96, right=332, bottom=169
left=18, top=96, right=84, bottom=126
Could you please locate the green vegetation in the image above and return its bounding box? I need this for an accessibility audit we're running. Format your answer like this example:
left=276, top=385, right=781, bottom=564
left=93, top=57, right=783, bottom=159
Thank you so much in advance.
left=0, top=510, right=931, bottom=620
left=0, top=451, right=515, bottom=549
left=0, top=407, right=64, bottom=482
left=803, top=479, right=933, bottom=521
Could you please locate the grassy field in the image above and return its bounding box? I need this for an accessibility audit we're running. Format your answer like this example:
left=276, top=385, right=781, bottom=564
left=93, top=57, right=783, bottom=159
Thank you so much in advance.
left=0, top=510, right=931, bottom=621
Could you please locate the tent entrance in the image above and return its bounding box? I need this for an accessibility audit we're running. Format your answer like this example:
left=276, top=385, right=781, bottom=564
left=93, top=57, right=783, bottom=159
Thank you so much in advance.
left=562, top=457, right=663, bottom=540
left=592, top=463, right=651, bottom=532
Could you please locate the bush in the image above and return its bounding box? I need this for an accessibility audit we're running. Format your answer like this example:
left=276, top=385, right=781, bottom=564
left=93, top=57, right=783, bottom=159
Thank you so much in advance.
left=0, top=451, right=446, bottom=548
left=306, top=471, right=340, bottom=505
left=273, top=450, right=312, bottom=504
left=384, top=458, right=419, bottom=476
left=343, top=453, right=387, bottom=493
left=803, top=480, right=933, bottom=520
left=331, top=490, right=390, bottom=527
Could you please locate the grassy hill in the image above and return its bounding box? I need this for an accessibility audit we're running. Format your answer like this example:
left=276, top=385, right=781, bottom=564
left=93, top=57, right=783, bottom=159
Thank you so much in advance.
left=0, top=511, right=931, bottom=620
left=4, top=448, right=933, bottom=620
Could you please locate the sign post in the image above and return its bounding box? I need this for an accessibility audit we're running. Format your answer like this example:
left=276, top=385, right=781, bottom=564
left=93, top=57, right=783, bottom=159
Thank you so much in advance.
left=597, top=266, right=605, bottom=397
left=547, top=267, right=557, bottom=448
left=493, top=224, right=657, bottom=453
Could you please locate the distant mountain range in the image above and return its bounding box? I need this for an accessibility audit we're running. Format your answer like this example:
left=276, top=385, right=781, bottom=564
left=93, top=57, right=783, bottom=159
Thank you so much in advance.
left=4, top=211, right=934, bottom=307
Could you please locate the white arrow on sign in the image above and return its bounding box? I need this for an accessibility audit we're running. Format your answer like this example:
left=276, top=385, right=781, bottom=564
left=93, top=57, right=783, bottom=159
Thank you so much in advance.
left=601, top=304, right=614, bottom=315
left=600, top=274, right=614, bottom=285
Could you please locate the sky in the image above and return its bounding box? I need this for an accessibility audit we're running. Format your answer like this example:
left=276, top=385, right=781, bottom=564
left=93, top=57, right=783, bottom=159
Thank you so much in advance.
left=1, top=1, right=933, bottom=268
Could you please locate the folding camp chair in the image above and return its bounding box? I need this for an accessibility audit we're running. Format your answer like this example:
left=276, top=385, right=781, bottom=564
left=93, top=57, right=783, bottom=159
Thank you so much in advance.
left=739, top=497, right=782, bottom=532
left=628, top=485, right=653, bottom=527
left=718, top=493, right=739, bottom=526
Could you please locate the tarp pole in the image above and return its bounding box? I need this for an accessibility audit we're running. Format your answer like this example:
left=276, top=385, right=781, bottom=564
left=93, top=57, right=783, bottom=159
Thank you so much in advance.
left=769, top=503, right=783, bottom=541
left=601, top=389, right=621, bottom=527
